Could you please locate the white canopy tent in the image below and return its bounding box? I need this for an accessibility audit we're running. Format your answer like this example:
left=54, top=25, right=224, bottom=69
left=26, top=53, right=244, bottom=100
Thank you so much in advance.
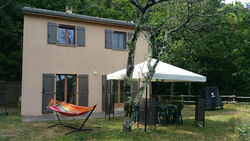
left=107, top=59, right=206, bottom=82
left=106, top=59, right=206, bottom=131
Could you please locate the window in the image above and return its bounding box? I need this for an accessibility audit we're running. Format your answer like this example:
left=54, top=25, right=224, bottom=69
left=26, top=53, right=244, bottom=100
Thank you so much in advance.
left=56, top=74, right=77, bottom=104
left=48, top=22, right=86, bottom=46
left=58, top=26, right=75, bottom=45
left=113, top=32, right=126, bottom=49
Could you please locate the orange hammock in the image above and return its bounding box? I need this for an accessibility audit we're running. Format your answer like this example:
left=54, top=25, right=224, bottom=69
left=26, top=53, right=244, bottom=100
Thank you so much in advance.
left=48, top=99, right=96, bottom=117
left=47, top=99, right=97, bottom=135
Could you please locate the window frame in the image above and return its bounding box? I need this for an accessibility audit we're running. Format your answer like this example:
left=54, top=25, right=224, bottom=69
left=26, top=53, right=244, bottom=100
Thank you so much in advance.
left=112, top=31, right=127, bottom=50
left=58, top=25, right=76, bottom=46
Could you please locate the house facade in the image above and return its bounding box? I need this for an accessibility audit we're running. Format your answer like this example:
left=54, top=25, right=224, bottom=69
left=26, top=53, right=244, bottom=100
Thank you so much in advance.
left=21, top=7, right=148, bottom=116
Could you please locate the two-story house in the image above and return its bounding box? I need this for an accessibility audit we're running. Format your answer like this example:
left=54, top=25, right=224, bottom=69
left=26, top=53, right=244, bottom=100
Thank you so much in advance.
left=21, top=7, right=148, bottom=116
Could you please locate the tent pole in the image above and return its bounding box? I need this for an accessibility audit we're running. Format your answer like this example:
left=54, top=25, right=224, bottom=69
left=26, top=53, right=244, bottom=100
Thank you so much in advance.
left=145, top=85, right=148, bottom=132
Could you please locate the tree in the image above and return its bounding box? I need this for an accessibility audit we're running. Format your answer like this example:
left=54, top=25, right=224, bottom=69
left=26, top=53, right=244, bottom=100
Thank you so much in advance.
left=160, top=2, right=250, bottom=96
left=121, top=0, right=204, bottom=132
left=113, top=0, right=245, bottom=131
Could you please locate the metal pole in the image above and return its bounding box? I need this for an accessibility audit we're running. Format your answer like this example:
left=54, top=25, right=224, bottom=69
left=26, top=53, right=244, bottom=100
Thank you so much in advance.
left=113, top=80, right=115, bottom=118
left=137, top=78, right=140, bottom=128
left=188, top=82, right=191, bottom=101
left=145, top=86, right=148, bottom=132
left=109, top=80, right=112, bottom=120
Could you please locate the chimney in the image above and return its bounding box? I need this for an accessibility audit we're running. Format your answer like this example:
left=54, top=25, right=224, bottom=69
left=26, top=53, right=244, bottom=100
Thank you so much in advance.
left=66, top=6, right=72, bottom=14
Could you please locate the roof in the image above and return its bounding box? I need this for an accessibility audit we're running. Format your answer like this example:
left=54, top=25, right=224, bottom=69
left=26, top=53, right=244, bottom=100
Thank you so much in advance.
left=22, top=7, right=137, bottom=28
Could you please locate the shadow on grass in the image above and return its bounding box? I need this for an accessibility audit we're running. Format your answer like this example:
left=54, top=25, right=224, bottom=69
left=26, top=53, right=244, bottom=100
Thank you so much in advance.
left=182, top=105, right=238, bottom=119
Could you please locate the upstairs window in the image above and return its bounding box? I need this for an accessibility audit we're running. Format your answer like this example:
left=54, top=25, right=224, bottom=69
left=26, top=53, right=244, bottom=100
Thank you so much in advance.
left=58, top=25, right=75, bottom=45
left=48, top=22, right=85, bottom=47
left=105, top=29, right=130, bottom=50
left=113, top=32, right=126, bottom=49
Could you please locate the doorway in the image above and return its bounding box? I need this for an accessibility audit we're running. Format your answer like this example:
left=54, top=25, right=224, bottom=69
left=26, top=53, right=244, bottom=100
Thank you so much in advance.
left=56, top=74, right=77, bottom=104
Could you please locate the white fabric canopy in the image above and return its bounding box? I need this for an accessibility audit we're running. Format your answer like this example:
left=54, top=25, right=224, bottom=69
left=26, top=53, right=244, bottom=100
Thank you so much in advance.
left=107, top=59, right=206, bottom=82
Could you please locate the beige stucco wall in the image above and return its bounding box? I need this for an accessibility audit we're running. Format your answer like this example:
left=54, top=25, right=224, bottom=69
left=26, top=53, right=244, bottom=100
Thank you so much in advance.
left=21, top=13, right=148, bottom=116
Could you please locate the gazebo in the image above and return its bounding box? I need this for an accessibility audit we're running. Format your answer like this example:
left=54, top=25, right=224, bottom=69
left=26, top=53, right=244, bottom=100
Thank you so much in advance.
left=107, top=59, right=206, bottom=82
left=107, top=59, right=206, bottom=131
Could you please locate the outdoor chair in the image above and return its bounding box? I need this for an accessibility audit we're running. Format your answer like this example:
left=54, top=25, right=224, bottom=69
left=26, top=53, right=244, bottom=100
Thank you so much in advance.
left=165, top=105, right=176, bottom=125
left=0, top=100, right=8, bottom=115
left=155, top=101, right=167, bottom=126
left=173, top=104, right=184, bottom=125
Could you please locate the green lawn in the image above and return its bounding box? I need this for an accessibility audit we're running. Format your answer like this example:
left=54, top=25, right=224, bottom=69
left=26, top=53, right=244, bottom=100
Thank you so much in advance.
left=0, top=104, right=249, bottom=141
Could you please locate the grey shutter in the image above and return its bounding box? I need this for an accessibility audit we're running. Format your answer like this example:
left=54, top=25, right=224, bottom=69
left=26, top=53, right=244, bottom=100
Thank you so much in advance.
left=128, top=32, right=133, bottom=41
left=102, top=75, right=107, bottom=111
left=105, top=29, right=112, bottom=48
left=105, top=80, right=113, bottom=113
left=78, top=75, right=88, bottom=106
left=77, top=26, right=85, bottom=47
left=132, top=81, right=139, bottom=101
left=42, top=74, right=55, bottom=114
left=48, top=22, right=57, bottom=44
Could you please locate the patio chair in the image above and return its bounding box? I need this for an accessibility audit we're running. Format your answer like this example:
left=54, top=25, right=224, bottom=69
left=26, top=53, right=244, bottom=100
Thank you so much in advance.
left=173, top=104, right=184, bottom=125
left=155, top=100, right=167, bottom=126
left=165, top=105, right=176, bottom=125
left=47, top=99, right=97, bottom=135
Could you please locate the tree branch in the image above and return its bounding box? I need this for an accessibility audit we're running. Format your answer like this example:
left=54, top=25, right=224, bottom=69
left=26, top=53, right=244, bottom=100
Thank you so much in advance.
left=110, top=2, right=133, bottom=21
left=129, top=0, right=143, bottom=11
left=193, top=7, right=247, bottom=18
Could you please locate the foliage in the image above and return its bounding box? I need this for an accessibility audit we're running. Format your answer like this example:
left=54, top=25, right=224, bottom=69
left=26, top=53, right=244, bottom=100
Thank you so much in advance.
left=159, top=3, right=250, bottom=96
left=0, top=0, right=23, bottom=81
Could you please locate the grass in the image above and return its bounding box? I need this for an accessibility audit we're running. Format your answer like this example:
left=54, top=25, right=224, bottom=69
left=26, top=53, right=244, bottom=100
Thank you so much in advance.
left=0, top=104, right=249, bottom=141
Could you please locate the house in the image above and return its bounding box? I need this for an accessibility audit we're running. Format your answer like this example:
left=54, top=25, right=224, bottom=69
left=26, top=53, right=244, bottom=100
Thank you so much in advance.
left=21, top=7, right=148, bottom=116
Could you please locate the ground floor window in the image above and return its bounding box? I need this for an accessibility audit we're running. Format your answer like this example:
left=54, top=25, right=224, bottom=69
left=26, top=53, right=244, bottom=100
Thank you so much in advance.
left=56, top=74, right=77, bottom=104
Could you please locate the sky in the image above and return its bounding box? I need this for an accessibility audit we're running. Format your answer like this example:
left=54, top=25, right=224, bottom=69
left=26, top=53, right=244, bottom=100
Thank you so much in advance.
left=224, top=0, right=250, bottom=4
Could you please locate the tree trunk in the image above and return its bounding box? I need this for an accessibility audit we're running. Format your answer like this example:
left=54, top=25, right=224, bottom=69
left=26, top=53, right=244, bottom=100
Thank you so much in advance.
left=123, top=13, right=145, bottom=132
left=123, top=103, right=133, bottom=132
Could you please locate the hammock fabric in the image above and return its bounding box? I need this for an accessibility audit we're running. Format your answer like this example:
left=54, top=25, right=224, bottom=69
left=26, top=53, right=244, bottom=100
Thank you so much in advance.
left=48, top=99, right=96, bottom=117
left=47, top=99, right=97, bottom=135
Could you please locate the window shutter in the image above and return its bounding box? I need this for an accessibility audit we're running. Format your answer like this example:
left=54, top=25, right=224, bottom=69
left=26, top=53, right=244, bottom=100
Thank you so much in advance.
left=128, top=32, right=133, bottom=41
left=78, top=75, right=88, bottom=106
left=77, top=26, right=86, bottom=47
left=102, top=75, right=107, bottom=111
left=48, top=22, right=57, bottom=44
left=105, top=29, right=112, bottom=48
left=42, top=74, right=55, bottom=114
left=105, top=80, right=113, bottom=114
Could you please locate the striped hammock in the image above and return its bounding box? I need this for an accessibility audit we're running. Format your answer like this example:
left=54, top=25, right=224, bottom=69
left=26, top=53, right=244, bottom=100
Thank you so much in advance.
left=48, top=99, right=96, bottom=117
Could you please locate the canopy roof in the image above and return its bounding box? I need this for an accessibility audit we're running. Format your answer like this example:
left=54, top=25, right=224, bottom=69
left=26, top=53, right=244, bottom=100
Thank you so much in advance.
left=107, top=59, right=206, bottom=82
